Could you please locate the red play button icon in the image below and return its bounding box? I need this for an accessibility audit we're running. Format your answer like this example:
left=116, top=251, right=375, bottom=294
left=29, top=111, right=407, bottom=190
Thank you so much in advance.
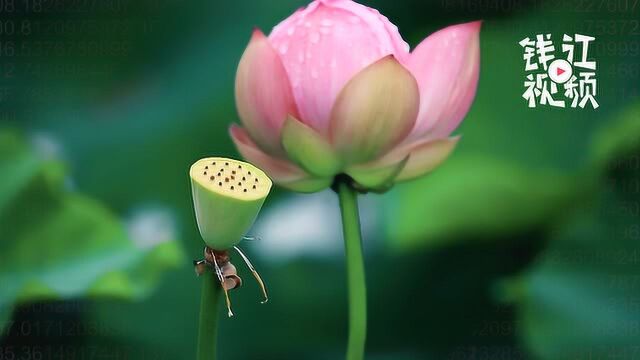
left=548, top=59, right=573, bottom=84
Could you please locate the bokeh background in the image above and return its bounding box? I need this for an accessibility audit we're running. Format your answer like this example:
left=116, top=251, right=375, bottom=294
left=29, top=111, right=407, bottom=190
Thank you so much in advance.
left=1, top=0, right=639, bottom=359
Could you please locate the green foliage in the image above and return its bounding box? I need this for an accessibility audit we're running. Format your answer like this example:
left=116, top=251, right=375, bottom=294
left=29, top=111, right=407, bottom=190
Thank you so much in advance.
left=0, top=131, right=184, bottom=329
left=385, top=156, right=589, bottom=250
left=511, top=102, right=640, bottom=359
left=591, top=102, right=640, bottom=171
left=517, top=189, right=639, bottom=359
left=0, top=0, right=637, bottom=358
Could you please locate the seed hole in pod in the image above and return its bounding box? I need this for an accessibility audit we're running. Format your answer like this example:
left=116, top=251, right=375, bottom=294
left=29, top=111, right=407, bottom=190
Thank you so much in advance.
left=225, top=178, right=229, bottom=182
left=255, top=178, right=258, bottom=182
left=243, top=189, right=247, bottom=193
left=242, top=177, right=246, bottom=181
left=238, top=183, right=242, bottom=186
left=238, top=165, right=242, bottom=169
left=253, top=185, right=256, bottom=189
left=248, top=171, right=252, bottom=175
left=231, top=176, right=235, bottom=180
left=218, top=182, right=222, bottom=186
left=225, top=162, right=229, bottom=166
left=231, top=186, right=235, bottom=190
left=217, top=173, right=221, bottom=176
left=213, top=162, right=216, bottom=165
left=205, top=166, right=209, bottom=169
left=204, top=172, right=207, bottom=175
left=232, top=171, right=236, bottom=175
left=221, top=169, right=224, bottom=172
left=210, top=176, right=214, bottom=180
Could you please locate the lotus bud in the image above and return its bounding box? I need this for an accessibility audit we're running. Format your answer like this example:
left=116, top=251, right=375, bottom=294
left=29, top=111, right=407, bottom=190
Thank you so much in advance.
left=231, top=0, right=481, bottom=193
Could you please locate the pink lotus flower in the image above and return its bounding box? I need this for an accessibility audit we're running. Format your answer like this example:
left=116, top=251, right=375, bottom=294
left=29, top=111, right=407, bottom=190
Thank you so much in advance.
left=231, top=0, right=481, bottom=193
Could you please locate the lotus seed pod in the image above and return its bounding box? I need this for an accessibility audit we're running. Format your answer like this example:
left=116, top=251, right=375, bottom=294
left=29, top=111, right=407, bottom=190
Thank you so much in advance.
left=190, top=157, right=272, bottom=250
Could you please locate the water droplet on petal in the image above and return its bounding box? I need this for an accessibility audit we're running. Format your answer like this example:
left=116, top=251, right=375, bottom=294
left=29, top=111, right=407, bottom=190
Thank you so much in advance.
left=287, top=27, right=295, bottom=36
left=279, top=43, right=289, bottom=55
left=310, top=32, right=320, bottom=44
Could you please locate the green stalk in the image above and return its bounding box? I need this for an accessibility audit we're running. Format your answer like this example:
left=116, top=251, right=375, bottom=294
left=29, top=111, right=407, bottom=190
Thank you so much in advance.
left=337, top=181, right=367, bottom=360
left=197, top=273, right=221, bottom=360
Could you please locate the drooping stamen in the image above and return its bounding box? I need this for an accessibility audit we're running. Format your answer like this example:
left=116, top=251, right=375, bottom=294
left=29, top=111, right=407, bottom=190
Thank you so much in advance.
left=209, top=249, right=234, bottom=317
left=233, top=246, right=269, bottom=304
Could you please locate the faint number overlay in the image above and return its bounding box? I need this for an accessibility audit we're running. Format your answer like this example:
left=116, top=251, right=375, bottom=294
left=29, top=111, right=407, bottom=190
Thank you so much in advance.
left=520, top=34, right=599, bottom=109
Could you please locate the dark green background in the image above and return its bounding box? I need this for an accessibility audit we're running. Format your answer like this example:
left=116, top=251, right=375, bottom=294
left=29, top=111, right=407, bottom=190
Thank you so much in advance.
left=1, top=0, right=639, bottom=359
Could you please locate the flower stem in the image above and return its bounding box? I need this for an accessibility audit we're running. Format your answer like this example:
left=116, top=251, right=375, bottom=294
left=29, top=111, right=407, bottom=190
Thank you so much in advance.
left=337, top=180, right=367, bottom=360
left=197, top=273, right=221, bottom=360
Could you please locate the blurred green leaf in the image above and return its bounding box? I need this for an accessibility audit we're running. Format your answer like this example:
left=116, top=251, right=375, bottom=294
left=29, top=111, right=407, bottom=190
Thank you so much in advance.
left=591, top=102, right=640, bottom=171
left=0, top=130, right=184, bottom=329
left=0, top=131, right=61, bottom=213
left=384, top=155, right=589, bottom=250
left=515, top=189, right=640, bottom=359
left=512, top=125, right=640, bottom=359
left=0, top=307, right=10, bottom=333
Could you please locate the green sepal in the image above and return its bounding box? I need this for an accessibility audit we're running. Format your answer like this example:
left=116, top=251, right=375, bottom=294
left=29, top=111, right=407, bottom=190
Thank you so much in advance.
left=279, top=176, right=333, bottom=194
left=346, top=156, right=409, bottom=192
left=281, top=116, right=342, bottom=178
